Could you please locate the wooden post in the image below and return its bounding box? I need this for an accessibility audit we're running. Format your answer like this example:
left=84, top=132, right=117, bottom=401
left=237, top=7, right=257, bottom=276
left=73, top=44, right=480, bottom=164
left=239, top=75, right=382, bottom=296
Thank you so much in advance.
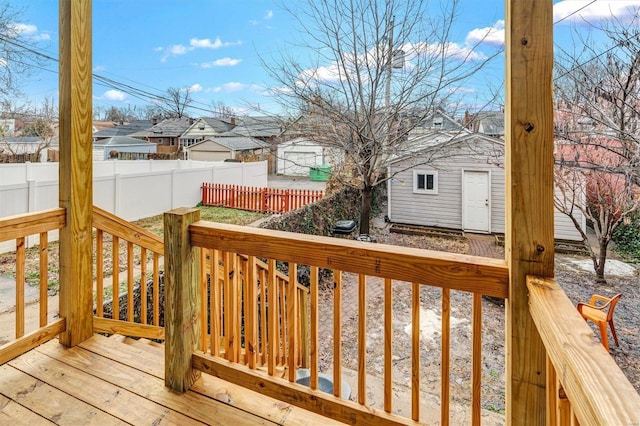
left=164, top=207, right=201, bottom=392
left=505, top=0, right=554, bottom=423
left=58, top=0, right=94, bottom=347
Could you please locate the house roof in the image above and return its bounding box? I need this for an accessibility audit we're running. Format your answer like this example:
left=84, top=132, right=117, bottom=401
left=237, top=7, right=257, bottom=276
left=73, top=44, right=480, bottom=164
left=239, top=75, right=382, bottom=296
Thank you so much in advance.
left=413, top=109, right=464, bottom=132
left=3, top=136, right=43, bottom=143
left=93, top=136, right=157, bottom=147
left=129, top=117, right=192, bottom=138
left=390, top=131, right=503, bottom=164
left=190, top=136, right=268, bottom=151
left=469, top=111, right=504, bottom=136
left=230, top=116, right=283, bottom=138
left=94, top=120, right=154, bottom=138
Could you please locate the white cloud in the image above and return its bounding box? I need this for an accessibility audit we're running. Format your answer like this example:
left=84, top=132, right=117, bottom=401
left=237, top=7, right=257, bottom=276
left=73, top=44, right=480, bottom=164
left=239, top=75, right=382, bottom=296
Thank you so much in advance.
left=403, top=41, right=488, bottom=62
left=190, top=37, right=242, bottom=49
left=10, top=23, right=50, bottom=41
left=103, top=89, right=127, bottom=102
left=199, top=57, right=242, bottom=68
left=214, top=82, right=247, bottom=93
left=465, top=20, right=505, bottom=47
left=264, top=10, right=274, bottom=20
left=249, top=19, right=258, bottom=26
left=153, top=46, right=164, bottom=52
left=93, top=65, right=106, bottom=72
left=554, top=1, right=640, bottom=25
left=189, top=83, right=203, bottom=93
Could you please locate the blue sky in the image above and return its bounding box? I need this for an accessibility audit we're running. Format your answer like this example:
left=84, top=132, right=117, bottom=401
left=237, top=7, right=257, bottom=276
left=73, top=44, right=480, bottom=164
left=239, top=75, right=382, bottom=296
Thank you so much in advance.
left=11, top=0, right=640, bottom=117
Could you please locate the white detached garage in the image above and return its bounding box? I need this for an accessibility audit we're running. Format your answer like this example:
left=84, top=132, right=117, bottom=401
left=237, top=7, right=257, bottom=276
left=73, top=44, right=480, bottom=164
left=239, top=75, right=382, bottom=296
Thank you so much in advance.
left=277, top=137, right=325, bottom=176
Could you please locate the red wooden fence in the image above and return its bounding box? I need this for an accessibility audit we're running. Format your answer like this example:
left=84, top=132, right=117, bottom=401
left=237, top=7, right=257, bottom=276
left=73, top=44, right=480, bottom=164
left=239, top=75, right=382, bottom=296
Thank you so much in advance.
left=201, top=183, right=324, bottom=214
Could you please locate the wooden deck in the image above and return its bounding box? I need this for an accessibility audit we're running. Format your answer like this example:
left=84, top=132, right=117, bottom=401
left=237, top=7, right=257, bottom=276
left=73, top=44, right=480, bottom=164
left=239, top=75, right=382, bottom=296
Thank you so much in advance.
left=0, top=334, right=344, bottom=425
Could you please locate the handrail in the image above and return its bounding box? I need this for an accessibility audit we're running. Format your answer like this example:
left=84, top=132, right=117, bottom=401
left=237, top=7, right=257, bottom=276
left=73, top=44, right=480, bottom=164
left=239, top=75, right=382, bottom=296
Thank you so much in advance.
left=0, top=208, right=65, bottom=241
left=527, top=276, right=640, bottom=425
left=190, top=220, right=509, bottom=298
left=93, top=206, right=164, bottom=254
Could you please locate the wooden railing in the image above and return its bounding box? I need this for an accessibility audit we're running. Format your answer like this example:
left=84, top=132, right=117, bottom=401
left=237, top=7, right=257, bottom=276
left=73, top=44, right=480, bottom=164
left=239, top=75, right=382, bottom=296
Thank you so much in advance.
left=528, top=276, right=640, bottom=425
left=199, top=250, right=309, bottom=369
left=202, top=183, right=324, bottom=214
left=91, top=206, right=164, bottom=339
left=0, top=208, right=67, bottom=364
left=164, top=209, right=509, bottom=425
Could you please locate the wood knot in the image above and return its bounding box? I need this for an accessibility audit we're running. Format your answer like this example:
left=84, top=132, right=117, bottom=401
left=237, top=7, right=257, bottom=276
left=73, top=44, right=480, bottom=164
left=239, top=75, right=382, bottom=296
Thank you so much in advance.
left=524, top=122, right=535, bottom=132
left=536, top=244, right=545, bottom=253
left=521, top=37, right=528, bottom=46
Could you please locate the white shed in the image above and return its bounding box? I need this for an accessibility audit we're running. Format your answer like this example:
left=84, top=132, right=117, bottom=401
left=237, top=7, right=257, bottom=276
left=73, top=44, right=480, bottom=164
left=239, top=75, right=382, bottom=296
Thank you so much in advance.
left=276, top=137, right=325, bottom=176
left=388, top=133, right=586, bottom=241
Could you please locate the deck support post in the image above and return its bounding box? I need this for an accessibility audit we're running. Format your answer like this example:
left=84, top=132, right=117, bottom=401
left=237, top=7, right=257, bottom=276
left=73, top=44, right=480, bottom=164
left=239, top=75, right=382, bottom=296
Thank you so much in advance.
left=164, top=208, right=202, bottom=392
left=58, top=0, right=94, bottom=347
left=505, top=0, right=555, bottom=424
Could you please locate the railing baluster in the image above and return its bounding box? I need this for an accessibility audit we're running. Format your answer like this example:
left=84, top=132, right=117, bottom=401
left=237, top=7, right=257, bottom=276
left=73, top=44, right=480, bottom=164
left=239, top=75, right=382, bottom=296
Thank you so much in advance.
left=200, top=248, right=208, bottom=353
left=241, top=256, right=249, bottom=365
left=333, top=270, right=342, bottom=397
left=259, top=267, right=267, bottom=365
left=412, top=282, right=421, bottom=422
left=140, top=247, right=147, bottom=324
left=310, top=266, right=319, bottom=389
left=299, top=282, right=309, bottom=368
left=16, top=237, right=25, bottom=338
left=39, top=232, right=49, bottom=327
left=287, top=263, right=298, bottom=382
left=546, top=354, right=558, bottom=426
left=247, top=256, right=258, bottom=369
left=225, top=251, right=236, bottom=362
left=233, top=254, right=242, bottom=362
left=152, top=252, right=159, bottom=326
left=211, top=249, right=220, bottom=356
left=112, top=235, right=119, bottom=320
left=358, top=273, right=366, bottom=405
left=279, top=277, right=286, bottom=365
left=268, top=259, right=277, bottom=376
left=384, top=278, right=392, bottom=412
left=127, top=241, right=134, bottom=323
left=472, top=293, right=482, bottom=426
left=441, top=288, right=451, bottom=426
left=96, top=230, right=104, bottom=317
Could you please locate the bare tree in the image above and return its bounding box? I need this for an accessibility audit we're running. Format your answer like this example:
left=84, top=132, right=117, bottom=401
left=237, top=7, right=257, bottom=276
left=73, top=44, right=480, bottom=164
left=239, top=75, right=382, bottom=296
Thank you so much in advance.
left=165, top=87, right=192, bottom=119
left=0, top=3, right=47, bottom=98
left=264, top=0, right=499, bottom=233
left=554, top=15, right=640, bottom=283
left=0, top=96, right=57, bottom=162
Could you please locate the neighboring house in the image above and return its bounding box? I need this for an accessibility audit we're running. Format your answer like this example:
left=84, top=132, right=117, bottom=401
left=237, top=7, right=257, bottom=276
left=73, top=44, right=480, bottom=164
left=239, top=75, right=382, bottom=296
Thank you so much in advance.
left=276, top=137, right=328, bottom=176
left=179, top=117, right=234, bottom=148
left=0, top=119, right=16, bottom=136
left=186, top=135, right=268, bottom=162
left=388, top=132, right=585, bottom=240
left=230, top=116, right=283, bottom=145
left=93, top=120, right=154, bottom=141
left=92, top=136, right=157, bottom=161
left=129, top=117, right=192, bottom=147
left=463, top=110, right=505, bottom=138
left=0, top=136, right=53, bottom=162
left=411, top=109, right=465, bottom=134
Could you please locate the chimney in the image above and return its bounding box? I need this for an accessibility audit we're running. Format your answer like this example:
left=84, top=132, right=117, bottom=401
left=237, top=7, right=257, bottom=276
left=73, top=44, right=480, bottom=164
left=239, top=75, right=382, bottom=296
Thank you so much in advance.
left=189, top=117, right=194, bottom=125
left=152, top=117, right=158, bottom=125
left=230, top=117, right=236, bottom=128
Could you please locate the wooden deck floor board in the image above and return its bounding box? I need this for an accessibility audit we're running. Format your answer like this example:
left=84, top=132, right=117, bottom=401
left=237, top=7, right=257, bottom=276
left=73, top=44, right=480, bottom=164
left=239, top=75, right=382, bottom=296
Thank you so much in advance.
left=9, top=350, right=204, bottom=425
left=1, top=335, right=345, bottom=425
left=0, top=364, right=125, bottom=425
left=78, top=334, right=344, bottom=426
left=37, top=340, right=272, bottom=426
left=0, top=394, right=56, bottom=425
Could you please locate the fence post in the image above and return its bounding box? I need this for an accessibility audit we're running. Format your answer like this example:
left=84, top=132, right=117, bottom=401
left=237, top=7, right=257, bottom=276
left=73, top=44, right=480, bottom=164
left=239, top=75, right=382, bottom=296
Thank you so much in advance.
left=261, top=188, right=267, bottom=213
left=164, top=207, right=201, bottom=393
left=284, top=189, right=290, bottom=213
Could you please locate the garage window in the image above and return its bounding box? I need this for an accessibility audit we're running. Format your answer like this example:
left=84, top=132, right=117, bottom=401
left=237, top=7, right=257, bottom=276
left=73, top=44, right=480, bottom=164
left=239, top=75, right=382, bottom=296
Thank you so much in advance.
left=413, top=170, right=438, bottom=194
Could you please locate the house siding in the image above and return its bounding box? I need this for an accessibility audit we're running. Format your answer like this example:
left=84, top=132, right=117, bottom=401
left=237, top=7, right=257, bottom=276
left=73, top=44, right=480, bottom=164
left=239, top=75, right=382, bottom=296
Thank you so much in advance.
left=389, top=136, right=584, bottom=241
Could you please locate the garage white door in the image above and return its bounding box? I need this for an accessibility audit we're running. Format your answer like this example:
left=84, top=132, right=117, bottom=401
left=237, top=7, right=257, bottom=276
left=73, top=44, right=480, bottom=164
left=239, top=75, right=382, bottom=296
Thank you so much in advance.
left=283, top=152, right=316, bottom=176
left=190, top=151, right=231, bottom=161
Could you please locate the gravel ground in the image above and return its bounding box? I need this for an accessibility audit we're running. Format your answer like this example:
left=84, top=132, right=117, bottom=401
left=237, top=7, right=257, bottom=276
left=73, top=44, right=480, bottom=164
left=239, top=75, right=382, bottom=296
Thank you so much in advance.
left=316, top=217, right=640, bottom=417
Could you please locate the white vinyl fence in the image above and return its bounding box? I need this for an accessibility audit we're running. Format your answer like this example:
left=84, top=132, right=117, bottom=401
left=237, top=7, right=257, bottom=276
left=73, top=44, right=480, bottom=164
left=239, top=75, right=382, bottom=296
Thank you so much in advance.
left=0, top=160, right=267, bottom=253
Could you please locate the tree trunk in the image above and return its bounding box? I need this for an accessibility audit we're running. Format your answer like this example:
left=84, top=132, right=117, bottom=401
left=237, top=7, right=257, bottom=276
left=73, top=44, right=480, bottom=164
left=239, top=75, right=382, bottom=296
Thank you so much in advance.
left=595, top=237, right=609, bottom=284
left=360, top=186, right=373, bottom=234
